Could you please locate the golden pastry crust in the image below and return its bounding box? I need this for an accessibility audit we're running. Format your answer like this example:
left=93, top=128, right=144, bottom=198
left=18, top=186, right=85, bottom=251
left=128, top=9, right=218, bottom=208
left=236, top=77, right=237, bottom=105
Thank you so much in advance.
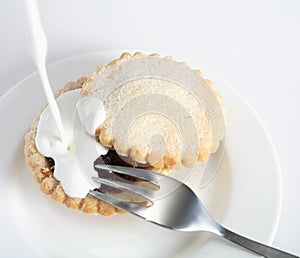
left=24, top=77, right=121, bottom=216
left=81, top=52, right=226, bottom=169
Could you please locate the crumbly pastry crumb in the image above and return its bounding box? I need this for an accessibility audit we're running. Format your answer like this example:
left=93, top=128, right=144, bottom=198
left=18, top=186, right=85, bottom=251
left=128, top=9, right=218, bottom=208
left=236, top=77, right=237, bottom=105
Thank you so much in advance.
left=24, top=77, right=121, bottom=215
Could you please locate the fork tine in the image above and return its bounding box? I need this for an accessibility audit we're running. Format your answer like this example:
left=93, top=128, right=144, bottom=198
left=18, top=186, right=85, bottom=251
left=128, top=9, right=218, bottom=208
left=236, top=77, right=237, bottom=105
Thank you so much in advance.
left=95, top=165, right=183, bottom=198
left=92, top=176, right=158, bottom=201
left=94, top=164, right=163, bottom=184
left=89, top=189, right=148, bottom=214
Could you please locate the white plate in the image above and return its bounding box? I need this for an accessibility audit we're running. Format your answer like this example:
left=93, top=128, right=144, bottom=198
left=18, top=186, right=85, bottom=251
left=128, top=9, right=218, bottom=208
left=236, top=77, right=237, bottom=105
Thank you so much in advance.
left=0, top=50, right=282, bottom=258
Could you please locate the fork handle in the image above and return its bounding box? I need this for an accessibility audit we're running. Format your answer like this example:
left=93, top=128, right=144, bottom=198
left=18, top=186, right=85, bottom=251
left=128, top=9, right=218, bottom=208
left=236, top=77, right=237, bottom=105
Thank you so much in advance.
left=217, top=226, right=298, bottom=258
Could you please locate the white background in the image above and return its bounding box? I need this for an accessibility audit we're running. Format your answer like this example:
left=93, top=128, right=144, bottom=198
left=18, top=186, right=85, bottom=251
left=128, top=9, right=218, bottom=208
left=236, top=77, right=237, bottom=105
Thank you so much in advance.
left=1, top=0, right=299, bottom=256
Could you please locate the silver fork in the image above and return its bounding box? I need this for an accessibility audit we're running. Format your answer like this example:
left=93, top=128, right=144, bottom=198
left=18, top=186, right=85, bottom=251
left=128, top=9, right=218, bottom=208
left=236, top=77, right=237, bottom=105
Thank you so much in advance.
left=89, top=165, right=298, bottom=258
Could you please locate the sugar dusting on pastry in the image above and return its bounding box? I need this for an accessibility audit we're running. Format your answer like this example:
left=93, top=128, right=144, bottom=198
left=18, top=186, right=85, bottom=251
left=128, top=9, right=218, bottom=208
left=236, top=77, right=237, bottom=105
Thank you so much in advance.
left=81, top=52, right=225, bottom=169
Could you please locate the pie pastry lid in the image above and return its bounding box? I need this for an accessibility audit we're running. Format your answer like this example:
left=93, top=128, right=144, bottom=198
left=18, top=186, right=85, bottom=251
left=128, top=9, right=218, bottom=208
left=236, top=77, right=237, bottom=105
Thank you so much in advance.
left=81, top=52, right=226, bottom=169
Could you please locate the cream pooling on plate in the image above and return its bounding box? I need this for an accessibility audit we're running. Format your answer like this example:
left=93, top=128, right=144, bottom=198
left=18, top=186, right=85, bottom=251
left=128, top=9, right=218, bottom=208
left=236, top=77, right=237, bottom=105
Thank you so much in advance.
left=35, top=89, right=107, bottom=198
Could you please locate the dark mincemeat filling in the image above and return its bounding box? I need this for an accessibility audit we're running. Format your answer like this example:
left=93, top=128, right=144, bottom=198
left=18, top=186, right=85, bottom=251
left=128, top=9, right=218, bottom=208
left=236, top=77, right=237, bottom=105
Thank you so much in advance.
left=94, top=149, right=151, bottom=193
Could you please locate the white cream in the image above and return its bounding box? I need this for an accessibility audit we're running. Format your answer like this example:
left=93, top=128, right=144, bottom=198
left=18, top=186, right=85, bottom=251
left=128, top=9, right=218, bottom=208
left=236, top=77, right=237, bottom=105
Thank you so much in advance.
left=36, top=89, right=107, bottom=198
left=76, top=96, right=106, bottom=136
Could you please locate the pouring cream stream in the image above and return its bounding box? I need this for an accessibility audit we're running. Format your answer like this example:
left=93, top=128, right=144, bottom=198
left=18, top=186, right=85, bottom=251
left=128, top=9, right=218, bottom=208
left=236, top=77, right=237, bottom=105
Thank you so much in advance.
left=25, top=0, right=67, bottom=147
